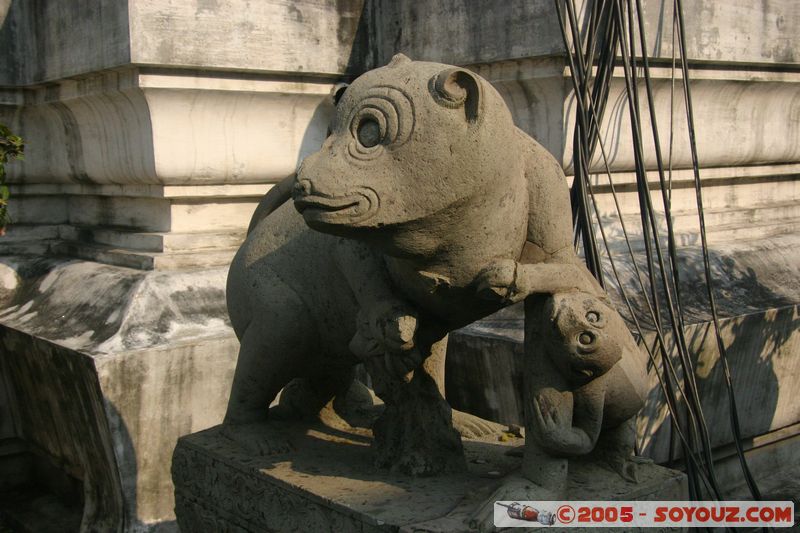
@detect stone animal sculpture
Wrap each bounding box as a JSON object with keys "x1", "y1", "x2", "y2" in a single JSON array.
[
  {"x1": 469, "y1": 291, "x2": 649, "y2": 532},
  {"x1": 524, "y1": 292, "x2": 649, "y2": 490},
  {"x1": 223, "y1": 54, "x2": 644, "y2": 481}
]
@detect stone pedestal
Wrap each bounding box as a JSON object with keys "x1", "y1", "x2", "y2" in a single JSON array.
[{"x1": 172, "y1": 423, "x2": 686, "y2": 532}]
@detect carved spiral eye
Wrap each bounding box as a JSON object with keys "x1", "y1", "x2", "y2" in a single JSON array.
[
  {"x1": 578, "y1": 331, "x2": 595, "y2": 345},
  {"x1": 357, "y1": 118, "x2": 382, "y2": 148},
  {"x1": 344, "y1": 86, "x2": 414, "y2": 162},
  {"x1": 586, "y1": 311, "x2": 600, "y2": 323}
]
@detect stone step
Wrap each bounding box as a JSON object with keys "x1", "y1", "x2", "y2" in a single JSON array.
[
  {"x1": 51, "y1": 241, "x2": 156, "y2": 270},
  {"x1": 706, "y1": 218, "x2": 800, "y2": 244},
  {"x1": 592, "y1": 178, "x2": 800, "y2": 218},
  {"x1": 49, "y1": 240, "x2": 240, "y2": 270},
  {"x1": 58, "y1": 225, "x2": 246, "y2": 253},
  {"x1": 0, "y1": 225, "x2": 61, "y2": 243},
  {"x1": 601, "y1": 217, "x2": 800, "y2": 252},
  {"x1": 162, "y1": 230, "x2": 246, "y2": 253},
  {"x1": 57, "y1": 225, "x2": 163, "y2": 252},
  {"x1": 614, "y1": 200, "x2": 800, "y2": 237},
  {"x1": 1, "y1": 224, "x2": 245, "y2": 270},
  {"x1": 152, "y1": 247, "x2": 239, "y2": 270},
  {"x1": 0, "y1": 240, "x2": 56, "y2": 257}
]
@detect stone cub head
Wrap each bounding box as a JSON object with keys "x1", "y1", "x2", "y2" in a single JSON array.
[
  {"x1": 293, "y1": 54, "x2": 517, "y2": 252},
  {"x1": 542, "y1": 292, "x2": 625, "y2": 386}
]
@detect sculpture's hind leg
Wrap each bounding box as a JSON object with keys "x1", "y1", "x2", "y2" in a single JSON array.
[
  {"x1": 271, "y1": 368, "x2": 356, "y2": 421},
  {"x1": 222, "y1": 276, "x2": 316, "y2": 455},
  {"x1": 591, "y1": 418, "x2": 651, "y2": 482}
]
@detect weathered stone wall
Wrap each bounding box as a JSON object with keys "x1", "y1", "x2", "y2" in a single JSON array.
[
  {"x1": 0, "y1": 0, "x2": 130, "y2": 86},
  {"x1": 0, "y1": 1, "x2": 364, "y2": 530},
  {"x1": 1, "y1": 0, "x2": 798, "y2": 529},
  {"x1": 366, "y1": 0, "x2": 800, "y2": 67}
]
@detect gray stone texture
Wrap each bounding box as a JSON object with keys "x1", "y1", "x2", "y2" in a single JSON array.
[
  {"x1": 0, "y1": 257, "x2": 237, "y2": 529},
  {"x1": 0, "y1": 0, "x2": 798, "y2": 530},
  {"x1": 223, "y1": 55, "x2": 627, "y2": 477},
  {"x1": 0, "y1": 0, "x2": 367, "y2": 86},
  {"x1": 172, "y1": 422, "x2": 686, "y2": 532},
  {"x1": 365, "y1": 0, "x2": 800, "y2": 68}
]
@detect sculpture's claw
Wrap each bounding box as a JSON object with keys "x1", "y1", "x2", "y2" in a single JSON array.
[
  {"x1": 620, "y1": 461, "x2": 639, "y2": 483},
  {"x1": 474, "y1": 258, "x2": 518, "y2": 303},
  {"x1": 605, "y1": 454, "x2": 651, "y2": 483},
  {"x1": 452, "y1": 410, "x2": 506, "y2": 439}
]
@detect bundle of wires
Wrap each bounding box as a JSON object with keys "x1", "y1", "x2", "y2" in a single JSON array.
[{"x1": 554, "y1": 0, "x2": 761, "y2": 501}]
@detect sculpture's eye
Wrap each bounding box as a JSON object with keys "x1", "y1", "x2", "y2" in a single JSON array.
[
  {"x1": 578, "y1": 331, "x2": 595, "y2": 346},
  {"x1": 357, "y1": 118, "x2": 382, "y2": 148}
]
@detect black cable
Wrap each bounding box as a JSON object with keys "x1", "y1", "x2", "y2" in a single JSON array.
[
  {"x1": 556, "y1": 0, "x2": 602, "y2": 282},
  {"x1": 618, "y1": 0, "x2": 722, "y2": 499},
  {"x1": 555, "y1": 0, "x2": 754, "y2": 502},
  {"x1": 584, "y1": 160, "x2": 721, "y2": 499},
  {"x1": 674, "y1": 0, "x2": 762, "y2": 501},
  {"x1": 612, "y1": 1, "x2": 715, "y2": 497},
  {"x1": 584, "y1": 89, "x2": 712, "y2": 475}
]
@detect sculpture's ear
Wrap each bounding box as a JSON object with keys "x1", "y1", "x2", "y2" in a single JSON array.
[
  {"x1": 331, "y1": 82, "x2": 349, "y2": 107},
  {"x1": 327, "y1": 83, "x2": 350, "y2": 136},
  {"x1": 387, "y1": 53, "x2": 412, "y2": 67},
  {"x1": 430, "y1": 68, "x2": 482, "y2": 124}
]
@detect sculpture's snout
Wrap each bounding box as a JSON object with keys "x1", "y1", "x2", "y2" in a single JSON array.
[{"x1": 294, "y1": 179, "x2": 314, "y2": 197}]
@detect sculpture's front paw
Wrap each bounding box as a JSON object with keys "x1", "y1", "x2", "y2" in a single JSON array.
[
  {"x1": 532, "y1": 395, "x2": 594, "y2": 455},
  {"x1": 532, "y1": 394, "x2": 568, "y2": 437},
  {"x1": 219, "y1": 422, "x2": 293, "y2": 456},
  {"x1": 475, "y1": 259, "x2": 519, "y2": 303}
]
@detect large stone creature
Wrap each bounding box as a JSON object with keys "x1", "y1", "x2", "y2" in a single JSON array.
[{"x1": 223, "y1": 54, "x2": 646, "y2": 482}]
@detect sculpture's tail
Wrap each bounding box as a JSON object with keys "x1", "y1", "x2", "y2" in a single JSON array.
[{"x1": 246, "y1": 173, "x2": 296, "y2": 235}]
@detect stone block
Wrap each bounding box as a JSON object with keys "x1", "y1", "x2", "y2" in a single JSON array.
[
  {"x1": 172, "y1": 423, "x2": 686, "y2": 532},
  {"x1": 0, "y1": 257, "x2": 240, "y2": 529},
  {"x1": 1, "y1": 0, "x2": 366, "y2": 86}
]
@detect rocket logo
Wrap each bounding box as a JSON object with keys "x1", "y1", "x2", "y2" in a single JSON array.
[{"x1": 497, "y1": 502, "x2": 556, "y2": 525}]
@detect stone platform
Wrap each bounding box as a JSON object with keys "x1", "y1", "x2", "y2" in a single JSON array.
[{"x1": 172, "y1": 422, "x2": 686, "y2": 532}]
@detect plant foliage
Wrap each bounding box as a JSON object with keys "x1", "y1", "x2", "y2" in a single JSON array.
[{"x1": 0, "y1": 124, "x2": 24, "y2": 234}]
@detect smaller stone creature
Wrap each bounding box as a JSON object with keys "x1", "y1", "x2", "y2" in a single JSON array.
[
  {"x1": 470, "y1": 291, "x2": 649, "y2": 531},
  {"x1": 522, "y1": 291, "x2": 649, "y2": 492}
]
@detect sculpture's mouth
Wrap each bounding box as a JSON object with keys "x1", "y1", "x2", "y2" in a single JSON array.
[{"x1": 294, "y1": 188, "x2": 378, "y2": 226}]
